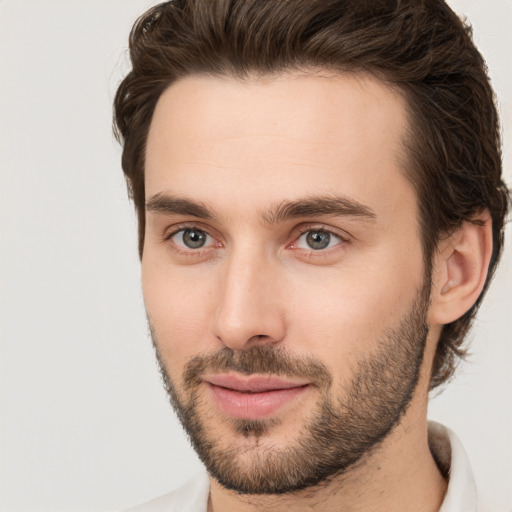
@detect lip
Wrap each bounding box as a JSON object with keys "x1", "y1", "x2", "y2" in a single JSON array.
[{"x1": 205, "y1": 374, "x2": 310, "y2": 420}]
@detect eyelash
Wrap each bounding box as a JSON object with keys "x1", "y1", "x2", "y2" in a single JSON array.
[
  {"x1": 162, "y1": 223, "x2": 350, "y2": 257},
  {"x1": 163, "y1": 224, "x2": 220, "y2": 256},
  {"x1": 293, "y1": 225, "x2": 349, "y2": 247}
]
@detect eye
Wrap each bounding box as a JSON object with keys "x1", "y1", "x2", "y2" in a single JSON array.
[
  {"x1": 170, "y1": 228, "x2": 213, "y2": 249},
  {"x1": 296, "y1": 229, "x2": 342, "y2": 250}
]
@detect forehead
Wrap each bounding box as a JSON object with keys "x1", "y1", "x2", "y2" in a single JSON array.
[{"x1": 145, "y1": 72, "x2": 414, "y2": 222}]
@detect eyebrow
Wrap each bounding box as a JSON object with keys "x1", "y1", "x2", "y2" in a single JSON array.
[
  {"x1": 263, "y1": 195, "x2": 376, "y2": 224},
  {"x1": 146, "y1": 194, "x2": 216, "y2": 220},
  {"x1": 145, "y1": 193, "x2": 376, "y2": 223}
]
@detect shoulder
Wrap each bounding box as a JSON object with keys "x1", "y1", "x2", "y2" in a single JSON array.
[{"x1": 123, "y1": 471, "x2": 210, "y2": 512}]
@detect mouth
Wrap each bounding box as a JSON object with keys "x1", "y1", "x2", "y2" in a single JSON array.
[{"x1": 204, "y1": 374, "x2": 311, "y2": 420}]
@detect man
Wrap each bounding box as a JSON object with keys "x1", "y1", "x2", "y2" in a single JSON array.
[{"x1": 114, "y1": 0, "x2": 509, "y2": 510}]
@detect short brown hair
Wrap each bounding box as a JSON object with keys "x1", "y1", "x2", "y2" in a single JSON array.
[{"x1": 113, "y1": 0, "x2": 509, "y2": 388}]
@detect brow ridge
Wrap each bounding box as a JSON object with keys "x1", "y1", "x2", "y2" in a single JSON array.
[
  {"x1": 146, "y1": 193, "x2": 376, "y2": 224},
  {"x1": 146, "y1": 193, "x2": 216, "y2": 219},
  {"x1": 263, "y1": 195, "x2": 377, "y2": 224}
]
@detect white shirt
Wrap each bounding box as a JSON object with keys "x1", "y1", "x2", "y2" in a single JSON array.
[{"x1": 125, "y1": 422, "x2": 480, "y2": 512}]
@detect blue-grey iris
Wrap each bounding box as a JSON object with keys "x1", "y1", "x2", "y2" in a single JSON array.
[
  {"x1": 306, "y1": 231, "x2": 331, "y2": 250},
  {"x1": 182, "y1": 229, "x2": 207, "y2": 248}
]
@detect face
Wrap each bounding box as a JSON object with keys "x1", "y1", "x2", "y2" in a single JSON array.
[{"x1": 143, "y1": 73, "x2": 431, "y2": 494}]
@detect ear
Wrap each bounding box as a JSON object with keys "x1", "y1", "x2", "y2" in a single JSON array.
[{"x1": 428, "y1": 210, "x2": 493, "y2": 326}]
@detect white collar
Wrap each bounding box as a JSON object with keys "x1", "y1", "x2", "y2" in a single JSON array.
[{"x1": 429, "y1": 421, "x2": 478, "y2": 511}]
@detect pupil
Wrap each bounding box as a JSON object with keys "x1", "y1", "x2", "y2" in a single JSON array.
[
  {"x1": 306, "y1": 231, "x2": 330, "y2": 250},
  {"x1": 183, "y1": 229, "x2": 206, "y2": 248}
]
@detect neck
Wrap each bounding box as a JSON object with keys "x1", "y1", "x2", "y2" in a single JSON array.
[{"x1": 208, "y1": 399, "x2": 447, "y2": 512}]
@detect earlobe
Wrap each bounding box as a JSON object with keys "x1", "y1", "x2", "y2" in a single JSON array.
[{"x1": 429, "y1": 211, "x2": 493, "y2": 326}]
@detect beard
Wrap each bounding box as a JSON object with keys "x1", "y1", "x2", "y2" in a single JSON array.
[{"x1": 150, "y1": 284, "x2": 430, "y2": 495}]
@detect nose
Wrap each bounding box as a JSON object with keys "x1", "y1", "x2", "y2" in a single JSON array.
[{"x1": 211, "y1": 248, "x2": 286, "y2": 350}]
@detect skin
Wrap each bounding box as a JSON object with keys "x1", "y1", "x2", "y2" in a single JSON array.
[{"x1": 142, "y1": 72, "x2": 492, "y2": 511}]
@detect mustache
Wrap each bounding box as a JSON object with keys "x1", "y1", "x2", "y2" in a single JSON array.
[{"x1": 182, "y1": 345, "x2": 332, "y2": 391}]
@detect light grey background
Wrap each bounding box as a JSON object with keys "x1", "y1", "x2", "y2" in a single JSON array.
[{"x1": 1, "y1": 1, "x2": 511, "y2": 510}]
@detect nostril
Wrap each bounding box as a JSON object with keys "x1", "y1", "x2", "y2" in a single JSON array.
[{"x1": 246, "y1": 334, "x2": 278, "y2": 345}]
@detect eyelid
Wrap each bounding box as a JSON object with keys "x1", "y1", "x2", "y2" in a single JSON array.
[
  {"x1": 296, "y1": 231, "x2": 341, "y2": 250},
  {"x1": 162, "y1": 222, "x2": 223, "y2": 254},
  {"x1": 163, "y1": 222, "x2": 217, "y2": 241},
  {"x1": 289, "y1": 223, "x2": 352, "y2": 245},
  {"x1": 160, "y1": 221, "x2": 350, "y2": 256}
]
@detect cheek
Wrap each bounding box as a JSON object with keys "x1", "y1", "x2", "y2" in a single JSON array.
[
  {"x1": 285, "y1": 252, "x2": 424, "y2": 364},
  {"x1": 142, "y1": 255, "x2": 218, "y2": 376}
]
